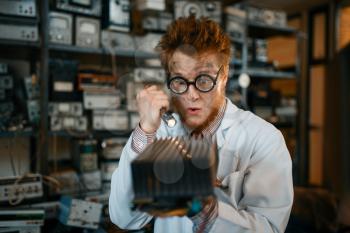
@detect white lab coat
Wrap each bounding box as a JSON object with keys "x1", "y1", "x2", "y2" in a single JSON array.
[{"x1": 109, "y1": 99, "x2": 293, "y2": 233}]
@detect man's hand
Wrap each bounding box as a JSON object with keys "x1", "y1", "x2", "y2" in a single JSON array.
[{"x1": 136, "y1": 85, "x2": 170, "y2": 134}]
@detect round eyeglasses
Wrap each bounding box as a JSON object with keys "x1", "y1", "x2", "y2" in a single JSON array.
[{"x1": 167, "y1": 66, "x2": 223, "y2": 94}]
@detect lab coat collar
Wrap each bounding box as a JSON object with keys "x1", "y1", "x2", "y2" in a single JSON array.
[{"x1": 216, "y1": 98, "x2": 240, "y2": 149}]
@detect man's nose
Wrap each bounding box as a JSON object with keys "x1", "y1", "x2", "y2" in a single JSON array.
[{"x1": 187, "y1": 84, "x2": 200, "y2": 101}]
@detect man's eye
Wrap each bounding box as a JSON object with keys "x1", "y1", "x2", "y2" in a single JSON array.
[
  {"x1": 197, "y1": 76, "x2": 212, "y2": 84},
  {"x1": 198, "y1": 79, "x2": 209, "y2": 84},
  {"x1": 173, "y1": 78, "x2": 186, "y2": 84}
]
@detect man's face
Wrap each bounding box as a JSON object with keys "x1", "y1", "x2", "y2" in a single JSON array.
[{"x1": 168, "y1": 51, "x2": 228, "y2": 131}]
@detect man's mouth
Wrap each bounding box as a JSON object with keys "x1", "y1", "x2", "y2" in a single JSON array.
[{"x1": 187, "y1": 107, "x2": 201, "y2": 115}]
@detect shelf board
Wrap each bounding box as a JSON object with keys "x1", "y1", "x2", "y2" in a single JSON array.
[
  {"x1": 116, "y1": 49, "x2": 158, "y2": 59},
  {"x1": 248, "y1": 70, "x2": 296, "y2": 79},
  {"x1": 0, "y1": 130, "x2": 35, "y2": 138},
  {"x1": 0, "y1": 15, "x2": 39, "y2": 25},
  {"x1": 234, "y1": 69, "x2": 296, "y2": 79},
  {"x1": 49, "y1": 130, "x2": 132, "y2": 138},
  {"x1": 0, "y1": 39, "x2": 40, "y2": 48},
  {"x1": 49, "y1": 44, "x2": 104, "y2": 54},
  {"x1": 247, "y1": 22, "x2": 297, "y2": 38},
  {"x1": 49, "y1": 44, "x2": 159, "y2": 59}
]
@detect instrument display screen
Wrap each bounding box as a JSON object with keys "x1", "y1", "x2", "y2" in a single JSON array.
[
  {"x1": 70, "y1": 0, "x2": 91, "y2": 7},
  {"x1": 51, "y1": 17, "x2": 68, "y2": 29},
  {"x1": 81, "y1": 22, "x2": 96, "y2": 33}
]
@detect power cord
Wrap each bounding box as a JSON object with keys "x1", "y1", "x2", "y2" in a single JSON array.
[{"x1": 7, "y1": 173, "x2": 61, "y2": 206}]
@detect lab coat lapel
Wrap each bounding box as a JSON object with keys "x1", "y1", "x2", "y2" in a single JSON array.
[
  {"x1": 216, "y1": 99, "x2": 239, "y2": 150},
  {"x1": 216, "y1": 100, "x2": 242, "y2": 180}
]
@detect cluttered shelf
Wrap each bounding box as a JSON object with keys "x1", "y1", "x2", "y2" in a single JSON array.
[
  {"x1": 247, "y1": 22, "x2": 297, "y2": 38},
  {"x1": 0, "y1": 15, "x2": 40, "y2": 49}
]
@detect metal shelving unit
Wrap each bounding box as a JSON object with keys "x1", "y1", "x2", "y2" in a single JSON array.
[
  {"x1": 33, "y1": 3, "x2": 158, "y2": 175},
  {"x1": 0, "y1": 10, "x2": 43, "y2": 174},
  {"x1": 234, "y1": 69, "x2": 297, "y2": 79},
  {"x1": 235, "y1": 7, "x2": 300, "y2": 100}
]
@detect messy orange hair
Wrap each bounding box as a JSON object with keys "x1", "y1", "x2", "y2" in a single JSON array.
[{"x1": 156, "y1": 15, "x2": 232, "y2": 72}]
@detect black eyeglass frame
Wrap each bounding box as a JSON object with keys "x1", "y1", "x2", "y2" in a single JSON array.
[{"x1": 167, "y1": 65, "x2": 223, "y2": 94}]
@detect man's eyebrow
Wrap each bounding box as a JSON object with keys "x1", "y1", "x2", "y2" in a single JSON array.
[
  {"x1": 169, "y1": 72, "x2": 183, "y2": 76},
  {"x1": 203, "y1": 63, "x2": 215, "y2": 69},
  {"x1": 196, "y1": 63, "x2": 217, "y2": 72},
  {"x1": 169, "y1": 67, "x2": 215, "y2": 76},
  {"x1": 168, "y1": 61, "x2": 216, "y2": 76}
]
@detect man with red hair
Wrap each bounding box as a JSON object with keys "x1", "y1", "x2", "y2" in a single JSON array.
[{"x1": 109, "y1": 16, "x2": 293, "y2": 233}]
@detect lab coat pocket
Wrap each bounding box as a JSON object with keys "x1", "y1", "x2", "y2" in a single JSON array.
[{"x1": 221, "y1": 171, "x2": 244, "y2": 209}]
